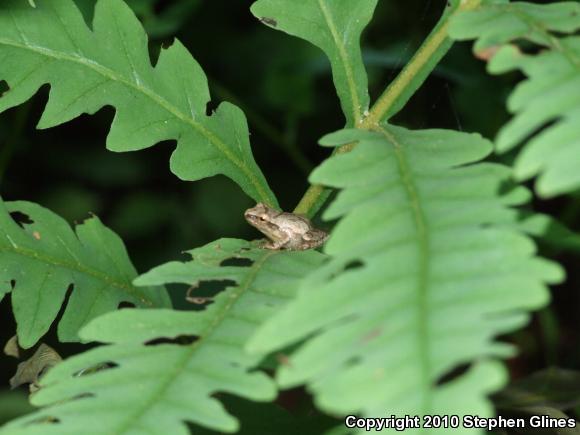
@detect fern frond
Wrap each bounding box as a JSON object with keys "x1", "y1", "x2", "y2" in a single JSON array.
[
  {"x1": 250, "y1": 0, "x2": 378, "y2": 126},
  {"x1": 0, "y1": 197, "x2": 169, "y2": 348},
  {"x1": 248, "y1": 127, "x2": 563, "y2": 421},
  {"x1": 449, "y1": 1, "x2": 580, "y2": 197},
  {"x1": 0, "y1": 0, "x2": 276, "y2": 205},
  {"x1": 0, "y1": 239, "x2": 325, "y2": 434}
]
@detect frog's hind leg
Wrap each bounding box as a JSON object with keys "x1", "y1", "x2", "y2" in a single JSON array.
[
  {"x1": 302, "y1": 229, "x2": 328, "y2": 249},
  {"x1": 263, "y1": 235, "x2": 290, "y2": 250}
]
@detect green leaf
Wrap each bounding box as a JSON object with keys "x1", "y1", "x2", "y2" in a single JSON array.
[
  {"x1": 248, "y1": 126, "x2": 563, "y2": 420},
  {"x1": 0, "y1": 239, "x2": 326, "y2": 434},
  {"x1": 250, "y1": 0, "x2": 377, "y2": 126},
  {"x1": 371, "y1": 0, "x2": 470, "y2": 122},
  {"x1": 449, "y1": 1, "x2": 580, "y2": 197},
  {"x1": 0, "y1": 0, "x2": 277, "y2": 205},
  {"x1": 0, "y1": 392, "x2": 33, "y2": 425},
  {"x1": 0, "y1": 197, "x2": 169, "y2": 348},
  {"x1": 518, "y1": 213, "x2": 580, "y2": 253}
]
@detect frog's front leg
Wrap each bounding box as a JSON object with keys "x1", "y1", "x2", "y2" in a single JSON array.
[{"x1": 263, "y1": 234, "x2": 290, "y2": 250}]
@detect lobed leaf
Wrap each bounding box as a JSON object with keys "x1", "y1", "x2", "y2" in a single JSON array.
[
  {"x1": 248, "y1": 126, "x2": 563, "y2": 427},
  {"x1": 0, "y1": 239, "x2": 326, "y2": 434},
  {"x1": 0, "y1": 0, "x2": 277, "y2": 205},
  {"x1": 251, "y1": 0, "x2": 377, "y2": 126},
  {"x1": 449, "y1": 1, "x2": 580, "y2": 197},
  {"x1": 0, "y1": 197, "x2": 169, "y2": 348}
]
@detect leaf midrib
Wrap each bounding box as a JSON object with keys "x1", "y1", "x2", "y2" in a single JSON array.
[
  {"x1": 376, "y1": 125, "x2": 432, "y2": 415},
  {"x1": 0, "y1": 236, "x2": 152, "y2": 305},
  {"x1": 110, "y1": 250, "x2": 276, "y2": 435},
  {"x1": 317, "y1": 0, "x2": 362, "y2": 124},
  {"x1": 0, "y1": 37, "x2": 272, "y2": 203},
  {"x1": 491, "y1": 4, "x2": 580, "y2": 69}
]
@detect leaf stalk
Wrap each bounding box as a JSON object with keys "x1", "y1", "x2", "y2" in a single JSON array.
[{"x1": 293, "y1": 0, "x2": 482, "y2": 217}]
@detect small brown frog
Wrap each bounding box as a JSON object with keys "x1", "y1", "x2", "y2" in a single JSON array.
[{"x1": 244, "y1": 203, "x2": 328, "y2": 250}]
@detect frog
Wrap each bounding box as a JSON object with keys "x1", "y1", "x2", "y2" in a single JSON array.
[{"x1": 244, "y1": 203, "x2": 328, "y2": 251}]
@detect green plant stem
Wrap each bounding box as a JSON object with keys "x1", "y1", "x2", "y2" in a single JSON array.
[{"x1": 293, "y1": 0, "x2": 482, "y2": 217}]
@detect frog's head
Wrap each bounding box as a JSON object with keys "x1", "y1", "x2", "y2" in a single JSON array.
[
  {"x1": 244, "y1": 203, "x2": 280, "y2": 237},
  {"x1": 244, "y1": 203, "x2": 275, "y2": 223}
]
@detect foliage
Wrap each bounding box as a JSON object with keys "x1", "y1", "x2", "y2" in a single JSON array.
[
  {"x1": 0, "y1": 239, "x2": 325, "y2": 434},
  {"x1": 450, "y1": 1, "x2": 580, "y2": 197},
  {"x1": 0, "y1": 391, "x2": 32, "y2": 425},
  {"x1": 0, "y1": 0, "x2": 579, "y2": 434},
  {"x1": 0, "y1": 0, "x2": 276, "y2": 205},
  {"x1": 248, "y1": 126, "x2": 563, "y2": 420},
  {"x1": 251, "y1": 0, "x2": 378, "y2": 126},
  {"x1": 0, "y1": 197, "x2": 169, "y2": 348}
]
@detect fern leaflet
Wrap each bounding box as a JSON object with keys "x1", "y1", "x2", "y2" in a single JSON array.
[
  {"x1": 0, "y1": 239, "x2": 325, "y2": 434},
  {"x1": 251, "y1": 0, "x2": 378, "y2": 126},
  {"x1": 0, "y1": 0, "x2": 276, "y2": 205},
  {"x1": 449, "y1": 1, "x2": 580, "y2": 197},
  {"x1": 0, "y1": 197, "x2": 169, "y2": 349},
  {"x1": 248, "y1": 126, "x2": 563, "y2": 422}
]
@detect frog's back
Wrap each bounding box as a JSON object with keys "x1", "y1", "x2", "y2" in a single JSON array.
[{"x1": 276, "y1": 212, "x2": 311, "y2": 233}]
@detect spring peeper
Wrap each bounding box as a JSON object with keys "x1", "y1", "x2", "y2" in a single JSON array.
[{"x1": 244, "y1": 203, "x2": 328, "y2": 250}]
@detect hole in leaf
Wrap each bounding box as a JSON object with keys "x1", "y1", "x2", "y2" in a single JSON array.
[
  {"x1": 9, "y1": 211, "x2": 34, "y2": 228},
  {"x1": 199, "y1": 279, "x2": 236, "y2": 296},
  {"x1": 118, "y1": 301, "x2": 136, "y2": 309},
  {"x1": 344, "y1": 260, "x2": 363, "y2": 271},
  {"x1": 0, "y1": 80, "x2": 8, "y2": 97},
  {"x1": 436, "y1": 363, "x2": 471, "y2": 387},
  {"x1": 512, "y1": 39, "x2": 542, "y2": 56},
  {"x1": 205, "y1": 100, "x2": 218, "y2": 116},
  {"x1": 219, "y1": 257, "x2": 254, "y2": 267},
  {"x1": 145, "y1": 335, "x2": 198, "y2": 346},
  {"x1": 74, "y1": 361, "x2": 118, "y2": 377},
  {"x1": 185, "y1": 279, "x2": 236, "y2": 310},
  {"x1": 51, "y1": 284, "x2": 75, "y2": 333},
  {"x1": 24, "y1": 416, "x2": 61, "y2": 427},
  {"x1": 259, "y1": 17, "x2": 278, "y2": 27},
  {"x1": 327, "y1": 259, "x2": 364, "y2": 281}
]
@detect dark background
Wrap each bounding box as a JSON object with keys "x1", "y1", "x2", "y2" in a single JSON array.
[{"x1": 1, "y1": 0, "x2": 578, "y2": 430}]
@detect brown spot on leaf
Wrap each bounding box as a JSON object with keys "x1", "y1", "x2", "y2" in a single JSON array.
[
  {"x1": 276, "y1": 353, "x2": 291, "y2": 367},
  {"x1": 362, "y1": 327, "x2": 382, "y2": 343},
  {"x1": 187, "y1": 296, "x2": 213, "y2": 305},
  {"x1": 259, "y1": 17, "x2": 278, "y2": 27},
  {"x1": 32, "y1": 231, "x2": 41, "y2": 240},
  {"x1": 475, "y1": 45, "x2": 500, "y2": 61}
]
